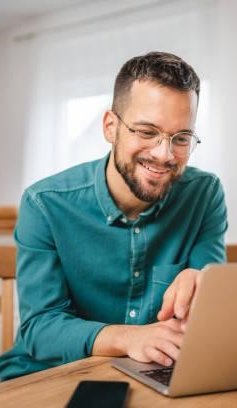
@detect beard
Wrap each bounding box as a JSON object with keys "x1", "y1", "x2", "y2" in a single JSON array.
[{"x1": 113, "y1": 141, "x2": 184, "y2": 203}]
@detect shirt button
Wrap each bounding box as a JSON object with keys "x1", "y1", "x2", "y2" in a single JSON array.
[
  {"x1": 134, "y1": 271, "x2": 140, "y2": 278},
  {"x1": 107, "y1": 215, "x2": 112, "y2": 222},
  {"x1": 129, "y1": 310, "x2": 136, "y2": 318},
  {"x1": 134, "y1": 227, "x2": 140, "y2": 234},
  {"x1": 121, "y1": 217, "x2": 127, "y2": 223}
]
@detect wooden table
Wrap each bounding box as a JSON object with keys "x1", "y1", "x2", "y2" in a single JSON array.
[{"x1": 0, "y1": 357, "x2": 236, "y2": 407}]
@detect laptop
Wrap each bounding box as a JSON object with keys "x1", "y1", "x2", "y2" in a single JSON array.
[{"x1": 112, "y1": 263, "x2": 237, "y2": 397}]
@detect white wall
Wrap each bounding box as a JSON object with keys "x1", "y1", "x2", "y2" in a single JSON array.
[
  {"x1": 0, "y1": 33, "x2": 35, "y2": 203},
  {"x1": 0, "y1": 0, "x2": 236, "y2": 242}
]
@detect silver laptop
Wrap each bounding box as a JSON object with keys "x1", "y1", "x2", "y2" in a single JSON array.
[{"x1": 112, "y1": 263, "x2": 237, "y2": 397}]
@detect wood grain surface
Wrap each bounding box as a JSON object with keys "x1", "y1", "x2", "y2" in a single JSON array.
[{"x1": 0, "y1": 357, "x2": 236, "y2": 408}]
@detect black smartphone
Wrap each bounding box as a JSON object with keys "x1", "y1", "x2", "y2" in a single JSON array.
[{"x1": 65, "y1": 380, "x2": 130, "y2": 408}]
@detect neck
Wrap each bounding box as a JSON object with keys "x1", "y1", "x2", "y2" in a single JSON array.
[{"x1": 106, "y1": 153, "x2": 151, "y2": 219}]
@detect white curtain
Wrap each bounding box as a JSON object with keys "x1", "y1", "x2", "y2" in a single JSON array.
[
  {"x1": 4, "y1": 0, "x2": 236, "y2": 241},
  {"x1": 19, "y1": 0, "x2": 218, "y2": 186}
]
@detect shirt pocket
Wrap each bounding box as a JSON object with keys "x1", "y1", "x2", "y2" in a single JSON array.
[{"x1": 148, "y1": 260, "x2": 187, "y2": 323}]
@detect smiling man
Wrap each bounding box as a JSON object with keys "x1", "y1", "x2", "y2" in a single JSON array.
[
  {"x1": 105, "y1": 80, "x2": 198, "y2": 215},
  {"x1": 0, "y1": 52, "x2": 227, "y2": 380}
]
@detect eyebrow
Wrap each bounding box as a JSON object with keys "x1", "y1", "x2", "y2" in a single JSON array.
[{"x1": 132, "y1": 120, "x2": 194, "y2": 134}]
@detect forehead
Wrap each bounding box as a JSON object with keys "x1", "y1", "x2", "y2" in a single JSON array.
[{"x1": 124, "y1": 80, "x2": 198, "y2": 131}]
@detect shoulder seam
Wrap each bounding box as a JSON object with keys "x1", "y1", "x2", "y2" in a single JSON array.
[
  {"x1": 27, "y1": 181, "x2": 95, "y2": 196},
  {"x1": 26, "y1": 188, "x2": 49, "y2": 219},
  {"x1": 178, "y1": 169, "x2": 218, "y2": 184}
]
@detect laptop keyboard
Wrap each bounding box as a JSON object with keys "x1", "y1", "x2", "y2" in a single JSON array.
[{"x1": 139, "y1": 367, "x2": 173, "y2": 386}]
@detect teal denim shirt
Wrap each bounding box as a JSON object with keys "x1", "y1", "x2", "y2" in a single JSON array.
[{"x1": 0, "y1": 155, "x2": 227, "y2": 380}]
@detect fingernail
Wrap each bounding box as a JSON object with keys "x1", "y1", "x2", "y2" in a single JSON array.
[
  {"x1": 181, "y1": 321, "x2": 187, "y2": 331},
  {"x1": 157, "y1": 311, "x2": 163, "y2": 321},
  {"x1": 165, "y1": 358, "x2": 173, "y2": 366},
  {"x1": 176, "y1": 306, "x2": 185, "y2": 319}
]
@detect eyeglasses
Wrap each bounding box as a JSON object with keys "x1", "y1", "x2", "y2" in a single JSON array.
[{"x1": 114, "y1": 111, "x2": 201, "y2": 158}]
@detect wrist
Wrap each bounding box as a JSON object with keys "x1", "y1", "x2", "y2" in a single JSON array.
[{"x1": 92, "y1": 324, "x2": 138, "y2": 357}]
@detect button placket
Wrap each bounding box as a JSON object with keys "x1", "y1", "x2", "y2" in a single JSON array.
[
  {"x1": 129, "y1": 310, "x2": 136, "y2": 318},
  {"x1": 125, "y1": 223, "x2": 146, "y2": 324}
]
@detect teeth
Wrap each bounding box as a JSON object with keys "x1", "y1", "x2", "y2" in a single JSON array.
[{"x1": 142, "y1": 163, "x2": 167, "y2": 174}]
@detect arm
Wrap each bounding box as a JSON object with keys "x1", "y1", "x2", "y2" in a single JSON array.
[
  {"x1": 92, "y1": 319, "x2": 184, "y2": 366},
  {"x1": 93, "y1": 176, "x2": 228, "y2": 361},
  {"x1": 158, "y1": 176, "x2": 228, "y2": 322},
  {"x1": 16, "y1": 190, "x2": 184, "y2": 368},
  {"x1": 16, "y1": 190, "x2": 107, "y2": 366}
]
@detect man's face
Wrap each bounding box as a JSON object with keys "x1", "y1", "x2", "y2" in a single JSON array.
[{"x1": 108, "y1": 80, "x2": 198, "y2": 203}]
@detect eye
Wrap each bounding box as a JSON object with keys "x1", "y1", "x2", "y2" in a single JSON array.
[
  {"x1": 172, "y1": 134, "x2": 191, "y2": 145},
  {"x1": 136, "y1": 129, "x2": 158, "y2": 139}
]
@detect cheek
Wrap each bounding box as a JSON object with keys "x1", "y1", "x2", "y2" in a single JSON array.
[
  {"x1": 116, "y1": 136, "x2": 143, "y2": 159},
  {"x1": 175, "y1": 157, "x2": 188, "y2": 174},
  {"x1": 177, "y1": 157, "x2": 187, "y2": 166}
]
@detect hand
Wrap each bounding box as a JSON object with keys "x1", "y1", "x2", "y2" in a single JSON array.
[
  {"x1": 157, "y1": 268, "x2": 203, "y2": 323},
  {"x1": 125, "y1": 319, "x2": 184, "y2": 366}
]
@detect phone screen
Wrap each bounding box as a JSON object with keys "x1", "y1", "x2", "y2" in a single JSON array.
[{"x1": 65, "y1": 380, "x2": 130, "y2": 408}]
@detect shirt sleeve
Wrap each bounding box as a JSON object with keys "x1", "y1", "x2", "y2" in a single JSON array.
[
  {"x1": 188, "y1": 176, "x2": 228, "y2": 269},
  {"x1": 15, "y1": 189, "x2": 107, "y2": 366}
]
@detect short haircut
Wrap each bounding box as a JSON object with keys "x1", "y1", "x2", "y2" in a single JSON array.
[{"x1": 112, "y1": 51, "x2": 200, "y2": 114}]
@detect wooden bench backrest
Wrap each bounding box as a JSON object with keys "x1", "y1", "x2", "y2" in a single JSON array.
[{"x1": 0, "y1": 206, "x2": 17, "y2": 352}]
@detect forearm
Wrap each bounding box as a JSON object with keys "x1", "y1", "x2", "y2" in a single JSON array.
[
  {"x1": 21, "y1": 313, "x2": 107, "y2": 364},
  {"x1": 92, "y1": 324, "x2": 138, "y2": 357},
  {"x1": 92, "y1": 319, "x2": 184, "y2": 366}
]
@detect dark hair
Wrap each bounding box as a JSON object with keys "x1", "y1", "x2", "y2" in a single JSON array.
[{"x1": 112, "y1": 51, "x2": 200, "y2": 113}]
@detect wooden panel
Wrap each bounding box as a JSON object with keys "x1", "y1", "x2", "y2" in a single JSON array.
[
  {"x1": 2, "y1": 278, "x2": 14, "y2": 352},
  {"x1": 0, "y1": 219, "x2": 17, "y2": 232},
  {"x1": 0, "y1": 206, "x2": 18, "y2": 234},
  {"x1": 0, "y1": 246, "x2": 16, "y2": 278},
  {"x1": 0, "y1": 206, "x2": 17, "y2": 220},
  {"x1": 0, "y1": 244, "x2": 16, "y2": 352},
  {"x1": 226, "y1": 245, "x2": 237, "y2": 262}
]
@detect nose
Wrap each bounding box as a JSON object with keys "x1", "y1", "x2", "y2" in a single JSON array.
[{"x1": 149, "y1": 138, "x2": 175, "y2": 162}]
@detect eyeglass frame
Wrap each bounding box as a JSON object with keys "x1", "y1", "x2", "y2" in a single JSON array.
[{"x1": 113, "y1": 111, "x2": 201, "y2": 157}]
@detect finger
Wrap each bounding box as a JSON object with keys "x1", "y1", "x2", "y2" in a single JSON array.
[
  {"x1": 173, "y1": 270, "x2": 197, "y2": 319},
  {"x1": 157, "y1": 284, "x2": 177, "y2": 321},
  {"x1": 155, "y1": 338, "x2": 181, "y2": 362},
  {"x1": 189, "y1": 272, "x2": 203, "y2": 315},
  {"x1": 155, "y1": 323, "x2": 184, "y2": 348},
  {"x1": 146, "y1": 334, "x2": 181, "y2": 364},
  {"x1": 181, "y1": 272, "x2": 203, "y2": 327},
  {"x1": 144, "y1": 346, "x2": 173, "y2": 367},
  {"x1": 180, "y1": 317, "x2": 188, "y2": 332},
  {"x1": 160, "y1": 318, "x2": 183, "y2": 333}
]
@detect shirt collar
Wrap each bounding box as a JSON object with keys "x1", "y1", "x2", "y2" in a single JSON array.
[
  {"x1": 95, "y1": 153, "x2": 171, "y2": 225},
  {"x1": 95, "y1": 154, "x2": 123, "y2": 225}
]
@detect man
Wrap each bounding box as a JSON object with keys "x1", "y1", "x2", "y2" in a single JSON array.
[{"x1": 0, "y1": 52, "x2": 227, "y2": 380}]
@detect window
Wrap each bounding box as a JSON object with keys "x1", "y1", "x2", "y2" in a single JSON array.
[{"x1": 63, "y1": 93, "x2": 112, "y2": 166}]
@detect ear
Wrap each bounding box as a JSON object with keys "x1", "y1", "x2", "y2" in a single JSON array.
[{"x1": 103, "y1": 110, "x2": 117, "y2": 144}]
